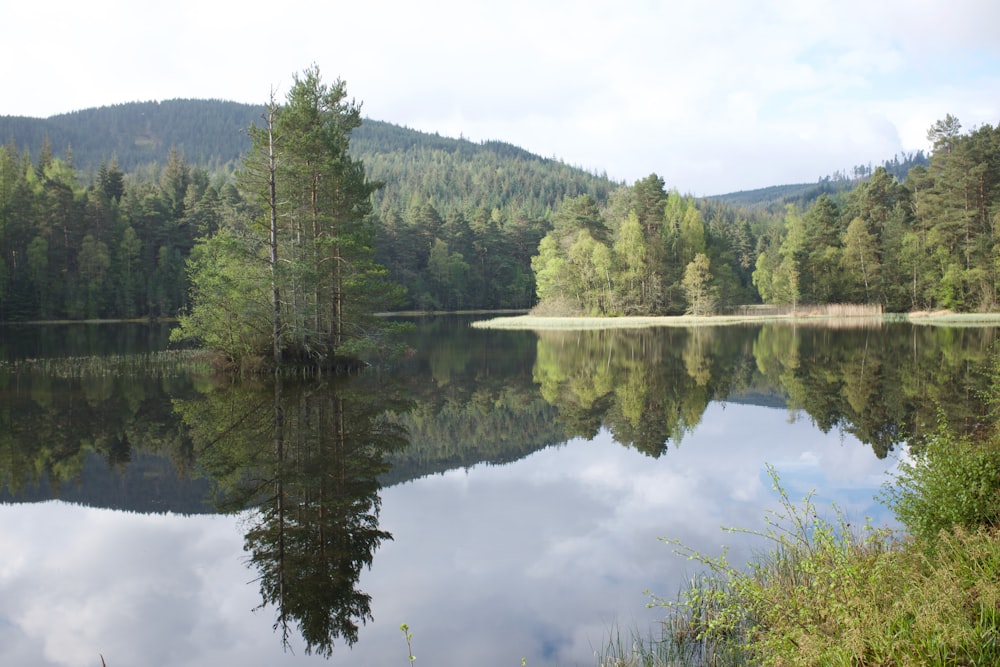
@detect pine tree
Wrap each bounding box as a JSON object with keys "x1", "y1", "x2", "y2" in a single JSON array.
[{"x1": 174, "y1": 67, "x2": 400, "y2": 368}]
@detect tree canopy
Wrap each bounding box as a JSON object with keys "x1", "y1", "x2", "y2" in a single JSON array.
[{"x1": 172, "y1": 67, "x2": 404, "y2": 369}]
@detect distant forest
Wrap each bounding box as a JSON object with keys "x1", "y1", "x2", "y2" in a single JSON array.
[{"x1": 1, "y1": 100, "x2": 992, "y2": 322}]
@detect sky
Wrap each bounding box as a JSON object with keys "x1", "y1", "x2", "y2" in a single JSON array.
[{"x1": 4, "y1": 0, "x2": 1000, "y2": 195}]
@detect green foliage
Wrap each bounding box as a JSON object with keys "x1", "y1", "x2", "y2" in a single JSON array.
[
  {"x1": 175, "y1": 67, "x2": 402, "y2": 368},
  {"x1": 3, "y1": 104, "x2": 999, "y2": 320},
  {"x1": 733, "y1": 118, "x2": 1000, "y2": 314},
  {"x1": 0, "y1": 100, "x2": 619, "y2": 320},
  {"x1": 0, "y1": 139, "x2": 226, "y2": 321},
  {"x1": 171, "y1": 231, "x2": 271, "y2": 364},
  {"x1": 531, "y1": 180, "x2": 751, "y2": 316},
  {"x1": 681, "y1": 253, "x2": 718, "y2": 316},
  {"x1": 531, "y1": 234, "x2": 572, "y2": 305},
  {"x1": 646, "y1": 466, "x2": 1000, "y2": 667},
  {"x1": 881, "y1": 417, "x2": 1000, "y2": 540},
  {"x1": 400, "y1": 623, "x2": 415, "y2": 663}
]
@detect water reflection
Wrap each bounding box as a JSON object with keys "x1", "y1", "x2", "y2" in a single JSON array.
[
  {"x1": 0, "y1": 362, "x2": 200, "y2": 508},
  {"x1": 175, "y1": 375, "x2": 411, "y2": 656},
  {"x1": 529, "y1": 323, "x2": 998, "y2": 458},
  {"x1": 0, "y1": 319, "x2": 998, "y2": 665}
]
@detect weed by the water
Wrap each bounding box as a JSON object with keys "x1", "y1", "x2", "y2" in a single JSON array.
[
  {"x1": 0, "y1": 349, "x2": 215, "y2": 378},
  {"x1": 400, "y1": 623, "x2": 415, "y2": 664},
  {"x1": 614, "y1": 462, "x2": 1000, "y2": 667}
]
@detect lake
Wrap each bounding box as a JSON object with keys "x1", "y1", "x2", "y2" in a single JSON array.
[{"x1": 0, "y1": 317, "x2": 995, "y2": 666}]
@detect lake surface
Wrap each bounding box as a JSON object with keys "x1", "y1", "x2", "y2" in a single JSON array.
[{"x1": 0, "y1": 317, "x2": 995, "y2": 666}]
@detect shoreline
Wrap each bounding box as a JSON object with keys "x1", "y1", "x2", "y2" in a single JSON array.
[{"x1": 471, "y1": 311, "x2": 1000, "y2": 330}]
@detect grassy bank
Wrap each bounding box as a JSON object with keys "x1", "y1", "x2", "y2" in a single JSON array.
[
  {"x1": 473, "y1": 310, "x2": 1000, "y2": 331},
  {"x1": 600, "y1": 421, "x2": 1000, "y2": 667}
]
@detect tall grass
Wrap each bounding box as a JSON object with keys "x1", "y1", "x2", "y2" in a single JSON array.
[
  {"x1": 0, "y1": 349, "x2": 216, "y2": 378},
  {"x1": 722, "y1": 303, "x2": 883, "y2": 318},
  {"x1": 603, "y1": 464, "x2": 1000, "y2": 666},
  {"x1": 473, "y1": 303, "x2": 887, "y2": 330}
]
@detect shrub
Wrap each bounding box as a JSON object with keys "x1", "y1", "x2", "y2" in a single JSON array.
[{"x1": 880, "y1": 417, "x2": 1000, "y2": 541}]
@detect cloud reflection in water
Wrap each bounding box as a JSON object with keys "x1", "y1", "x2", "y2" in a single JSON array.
[{"x1": 0, "y1": 402, "x2": 900, "y2": 667}]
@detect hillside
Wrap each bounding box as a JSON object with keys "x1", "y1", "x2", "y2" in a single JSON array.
[
  {"x1": 0, "y1": 98, "x2": 958, "y2": 322},
  {"x1": 0, "y1": 99, "x2": 262, "y2": 172},
  {"x1": 0, "y1": 100, "x2": 619, "y2": 215},
  {"x1": 354, "y1": 119, "x2": 620, "y2": 217},
  {"x1": 0, "y1": 99, "x2": 624, "y2": 318},
  {"x1": 707, "y1": 151, "x2": 928, "y2": 213},
  {"x1": 2, "y1": 99, "x2": 926, "y2": 215}
]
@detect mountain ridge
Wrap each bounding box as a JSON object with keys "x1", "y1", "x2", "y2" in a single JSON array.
[{"x1": 1, "y1": 98, "x2": 848, "y2": 205}]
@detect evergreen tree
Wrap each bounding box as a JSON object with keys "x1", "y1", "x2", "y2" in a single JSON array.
[{"x1": 174, "y1": 67, "x2": 401, "y2": 368}]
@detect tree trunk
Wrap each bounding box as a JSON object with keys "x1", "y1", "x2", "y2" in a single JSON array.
[{"x1": 266, "y1": 101, "x2": 282, "y2": 366}]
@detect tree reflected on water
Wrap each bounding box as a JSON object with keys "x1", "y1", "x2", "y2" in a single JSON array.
[
  {"x1": 531, "y1": 322, "x2": 998, "y2": 458},
  {"x1": 533, "y1": 326, "x2": 761, "y2": 457},
  {"x1": 174, "y1": 374, "x2": 410, "y2": 657},
  {"x1": 2, "y1": 319, "x2": 999, "y2": 658}
]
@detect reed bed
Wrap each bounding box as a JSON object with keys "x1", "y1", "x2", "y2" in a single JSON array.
[
  {"x1": 907, "y1": 309, "x2": 1000, "y2": 326},
  {"x1": 0, "y1": 349, "x2": 215, "y2": 378},
  {"x1": 722, "y1": 303, "x2": 884, "y2": 318},
  {"x1": 473, "y1": 304, "x2": 887, "y2": 331}
]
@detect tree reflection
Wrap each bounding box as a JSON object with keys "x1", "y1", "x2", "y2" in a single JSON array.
[
  {"x1": 752, "y1": 323, "x2": 997, "y2": 457},
  {"x1": 532, "y1": 327, "x2": 742, "y2": 456},
  {"x1": 531, "y1": 323, "x2": 998, "y2": 459},
  {"x1": 174, "y1": 374, "x2": 410, "y2": 657}
]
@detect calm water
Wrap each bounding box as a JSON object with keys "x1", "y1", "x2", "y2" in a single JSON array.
[{"x1": 0, "y1": 318, "x2": 995, "y2": 666}]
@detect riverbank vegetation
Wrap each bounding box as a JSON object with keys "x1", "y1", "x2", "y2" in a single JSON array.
[
  {"x1": 600, "y1": 387, "x2": 1000, "y2": 665},
  {"x1": 533, "y1": 116, "x2": 1000, "y2": 318}
]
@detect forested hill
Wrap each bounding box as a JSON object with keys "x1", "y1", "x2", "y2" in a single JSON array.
[
  {"x1": 0, "y1": 98, "x2": 623, "y2": 318},
  {"x1": 0, "y1": 99, "x2": 263, "y2": 172},
  {"x1": 707, "y1": 150, "x2": 929, "y2": 214},
  {"x1": 354, "y1": 119, "x2": 620, "y2": 217},
  {"x1": 0, "y1": 99, "x2": 620, "y2": 213},
  {"x1": 1, "y1": 98, "x2": 927, "y2": 215},
  {"x1": 1, "y1": 98, "x2": 975, "y2": 323}
]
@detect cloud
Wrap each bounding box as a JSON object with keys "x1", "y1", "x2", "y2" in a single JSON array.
[{"x1": 3, "y1": 0, "x2": 998, "y2": 194}]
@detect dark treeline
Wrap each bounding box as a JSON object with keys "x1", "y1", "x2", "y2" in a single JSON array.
[
  {"x1": 0, "y1": 101, "x2": 620, "y2": 320},
  {"x1": 0, "y1": 142, "x2": 232, "y2": 320},
  {"x1": 1, "y1": 101, "x2": 994, "y2": 321}
]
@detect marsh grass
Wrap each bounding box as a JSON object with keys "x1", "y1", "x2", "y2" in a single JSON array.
[
  {"x1": 907, "y1": 309, "x2": 1000, "y2": 326},
  {"x1": 473, "y1": 304, "x2": 1000, "y2": 331},
  {"x1": 603, "y1": 465, "x2": 1000, "y2": 666},
  {"x1": 473, "y1": 304, "x2": 888, "y2": 331},
  {"x1": 723, "y1": 303, "x2": 883, "y2": 318},
  {"x1": 0, "y1": 349, "x2": 217, "y2": 378}
]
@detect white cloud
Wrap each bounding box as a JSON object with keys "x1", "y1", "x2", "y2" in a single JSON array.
[{"x1": 3, "y1": 0, "x2": 998, "y2": 194}]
